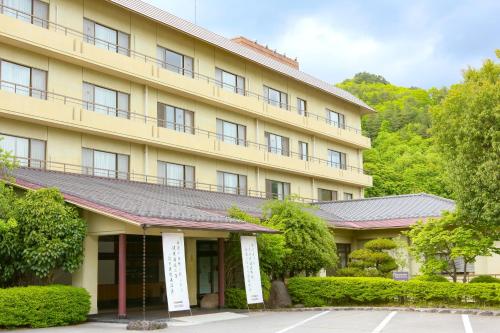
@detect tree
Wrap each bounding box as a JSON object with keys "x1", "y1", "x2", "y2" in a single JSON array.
[
  {"x1": 0, "y1": 137, "x2": 16, "y2": 179},
  {"x1": 340, "y1": 238, "x2": 398, "y2": 277},
  {"x1": 432, "y1": 53, "x2": 500, "y2": 237},
  {"x1": 262, "y1": 198, "x2": 337, "y2": 276},
  {"x1": 406, "y1": 212, "x2": 495, "y2": 282},
  {"x1": 0, "y1": 187, "x2": 87, "y2": 286}
]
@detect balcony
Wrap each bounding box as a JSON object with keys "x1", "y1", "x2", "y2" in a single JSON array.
[
  {"x1": 0, "y1": 5, "x2": 371, "y2": 149},
  {"x1": 0, "y1": 85, "x2": 372, "y2": 187}
]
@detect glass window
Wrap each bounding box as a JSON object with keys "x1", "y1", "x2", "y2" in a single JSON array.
[
  {"x1": 266, "y1": 132, "x2": 289, "y2": 156},
  {"x1": 216, "y1": 119, "x2": 246, "y2": 145},
  {"x1": 343, "y1": 192, "x2": 353, "y2": 200},
  {"x1": 263, "y1": 85, "x2": 288, "y2": 109},
  {"x1": 0, "y1": 134, "x2": 44, "y2": 168},
  {"x1": 327, "y1": 109, "x2": 346, "y2": 128},
  {"x1": 83, "y1": 18, "x2": 129, "y2": 55},
  {"x1": 337, "y1": 243, "x2": 351, "y2": 268},
  {"x1": 215, "y1": 68, "x2": 245, "y2": 95},
  {"x1": 0, "y1": 60, "x2": 46, "y2": 99},
  {"x1": 1, "y1": 0, "x2": 48, "y2": 27},
  {"x1": 157, "y1": 103, "x2": 194, "y2": 134},
  {"x1": 82, "y1": 82, "x2": 129, "y2": 118},
  {"x1": 297, "y1": 98, "x2": 307, "y2": 116},
  {"x1": 318, "y1": 188, "x2": 338, "y2": 201},
  {"x1": 217, "y1": 171, "x2": 247, "y2": 195},
  {"x1": 328, "y1": 149, "x2": 347, "y2": 169},
  {"x1": 157, "y1": 46, "x2": 194, "y2": 77},
  {"x1": 265, "y1": 179, "x2": 290, "y2": 200},
  {"x1": 82, "y1": 148, "x2": 129, "y2": 179},
  {"x1": 157, "y1": 161, "x2": 195, "y2": 188},
  {"x1": 299, "y1": 141, "x2": 308, "y2": 161}
]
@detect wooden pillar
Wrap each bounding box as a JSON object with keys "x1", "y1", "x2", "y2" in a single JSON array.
[
  {"x1": 118, "y1": 234, "x2": 127, "y2": 319},
  {"x1": 218, "y1": 238, "x2": 225, "y2": 308}
]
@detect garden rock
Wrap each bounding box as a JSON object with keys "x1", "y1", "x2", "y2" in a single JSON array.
[
  {"x1": 200, "y1": 293, "x2": 219, "y2": 309},
  {"x1": 127, "y1": 320, "x2": 167, "y2": 330},
  {"x1": 269, "y1": 280, "x2": 292, "y2": 308}
]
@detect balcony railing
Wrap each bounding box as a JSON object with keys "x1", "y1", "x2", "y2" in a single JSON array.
[
  {"x1": 0, "y1": 79, "x2": 368, "y2": 175},
  {"x1": 5, "y1": 156, "x2": 318, "y2": 203},
  {"x1": 0, "y1": 3, "x2": 364, "y2": 135}
]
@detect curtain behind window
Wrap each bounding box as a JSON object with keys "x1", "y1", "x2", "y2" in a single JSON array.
[
  {"x1": 31, "y1": 68, "x2": 47, "y2": 99},
  {"x1": 29, "y1": 139, "x2": 45, "y2": 168},
  {"x1": 1, "y1": 61, "x2": 31, "y2": 95},
  {"x1": 94, "y1": 86, "x2": 116, "y2": 116},
  {"x1": 95, "y1": 23, "x2": 117, "y2": 52},
  {"x1": 3, "y1": 0, "x2": 31, "y2": 23},
  {"x1": 93, "y1": 150, "x2": 116, "y2": 178},
  {"x1": 33, "y1": 0, "x2": 49, "y2": 28}
]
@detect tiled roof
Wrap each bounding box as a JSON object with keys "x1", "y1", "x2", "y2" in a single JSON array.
[
  {"x1": 317, "y1": 193, "x2": 455, "y2": 223},
  {"x1": 11, "y1": 169, "x2": 454, "y2": 231},
  {"x1": 107, "y1": 0, "x2": 374, "y2": 113}
]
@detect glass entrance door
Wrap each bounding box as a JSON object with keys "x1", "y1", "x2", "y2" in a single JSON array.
[{"x1": 196, "y1": 241, "x2": 218, "y2": 300}]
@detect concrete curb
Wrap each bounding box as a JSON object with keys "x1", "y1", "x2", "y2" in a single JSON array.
[{"x1": 259, "y1": 306, "x2": 500, "y2": 316}]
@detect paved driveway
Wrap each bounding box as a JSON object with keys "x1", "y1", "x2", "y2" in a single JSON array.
[{"x1": 10, "y1": 310, "x2": 500, "y2": 333}]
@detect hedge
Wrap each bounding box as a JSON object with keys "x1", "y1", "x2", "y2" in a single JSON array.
[
  {"x1": 0, "y1": 285, "x2": 90, "y2": 328},
  {"x1": 470, "y1": 275, "x2": 500, "y2": 284},
  {"x1": 288, "y1": 277, "x2": 500, "y2": 308}
]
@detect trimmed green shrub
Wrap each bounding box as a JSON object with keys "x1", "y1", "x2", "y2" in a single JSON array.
[
  {"x1": 288, "y1": 277, "x2": 500, "y2": 308},
  {"x1": 225, "y1": 288, "x2": 247, "y2": 309},
  {"x1": 470, "y1": 275, "x2": 500, "y2": 284},
  {"x1": 412, "y1": 275, "x2": 450, "y2": 283},
  {"x1": 0, "y1": 285, "x2": 90, "y2": 328}
]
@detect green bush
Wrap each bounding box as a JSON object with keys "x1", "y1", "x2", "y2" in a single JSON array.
[
  {"x1": 470, "y1": 275, "x2": 500, "y2": 284},
  {"x1": 288, "y1": 277, "x2": 500, "y2": 308},
  {"x1": 0, "y1": 285, "x2": 90, "y2": 328},
  {"x1": 412, "y1": 275, "x2": 450, "y2": 283},
  {"x1": 225, "y1": 288, "x2": 247, "y2": 309}
]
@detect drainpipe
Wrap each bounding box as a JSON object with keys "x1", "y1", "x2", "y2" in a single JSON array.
[{"x1": 118, "y1": 234, "x2": 127, "y2": 319}]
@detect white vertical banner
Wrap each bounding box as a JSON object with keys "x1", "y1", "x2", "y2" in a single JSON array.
[
  {"x1": 240, "y1": 236, "x2": 263, "y2": 304},
  {"x1": 162, "y1": 233, "x2": 190, "y2": 312}
]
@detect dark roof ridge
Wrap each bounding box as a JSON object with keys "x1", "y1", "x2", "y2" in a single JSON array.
[{"x1": 316, "y1": 192, "x2": 455, "y2": 205}]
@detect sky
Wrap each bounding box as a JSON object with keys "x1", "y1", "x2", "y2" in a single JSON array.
[{"x1": 144, "y1": 0, "x2": 499, "y2": 88}]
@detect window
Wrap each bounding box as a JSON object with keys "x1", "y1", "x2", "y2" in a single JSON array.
[
  {"x1": 298, "y1": 141, "x2": 308, "y2": 161},
  {"x1": 0, "y1": 59, "x2": 47, "y2": 99},
  {"x1": 157, "y1": 161, "x2": 195, "y2": 188},
  {"x1": 1, "y1": 0, "x2": 48, "y2": 28},
  {"x1": 215, "y1": 68, "x2": 245, "y2": 95},
  {"x1": 328, "y1": 149, "x2": 347, "y2": 169},
  {"x1": 265, "y1": 179, "x2": 290, "y2": 200},
  {"x1": 217, "y1": 171, "x2": 247, "y2": 195},
  {"x1": 157, "y1": 46, "x2": 193, "y2": 77},
  {"x1": 265, "y1": 132, "x2": 289, "y2": 156},
  {"x1": 343, "y1": 192, "x2": 353, "y2": 200},
  {"x1": 82, "y1": 82, "x2": 129, "y2": 118},
  {"x1": 0, "y1": 133, "x2": 45, "y2": 168},
  {"x1": 82, "y1": 148, "x2": 129, "y2": 179},
  {"x1": 337, "y1": 243, "x2": 351, "y2": 268},
  {"x1": 326, "y1": 109, "x2": 346, "y2": 128},
  {"x1": 297, "y1": 98, "x2": 307, "y2": 116},
  {"x1": 216, "y1": 119, "x2": 246, "y2": 145},
  {"x1": 263, "y1": 85, "x2": 288, "y2": 109},
  {"x1": 157, "y1": 103, "x2": 194, "y2": 134},
  {"x1": 83, "y1": 18, "x2": 129, "y2": 56},
  {"x1": 318, "y1": 188, "x2": 338, "y2": 201}
]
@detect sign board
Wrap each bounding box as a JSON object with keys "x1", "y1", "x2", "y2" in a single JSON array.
[
  {"x1": 161, "y1": 233, "x2": 190, "y2": 312},
  {"x1": 392, "y1": 271, "x2": 409, "y2": 281},
  {"x1": 240, "y1": 236, "x2": 263, "y2": 304}
]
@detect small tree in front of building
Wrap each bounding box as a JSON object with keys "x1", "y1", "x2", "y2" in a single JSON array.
[
  {"x1": 0, "y1": 187, "x2": 87, "y2": 287},
  {"x1": 338, "y1": 238, "x2": 398, "y2": 277}
]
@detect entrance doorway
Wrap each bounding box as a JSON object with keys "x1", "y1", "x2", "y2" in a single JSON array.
[{"x1": 196, "y1": 240, "x2": 218, "y2": 301}]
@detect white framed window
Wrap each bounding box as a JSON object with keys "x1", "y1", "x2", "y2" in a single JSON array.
[
  {"x1": 265, "y1": 179, "x2": 290, "y2": 200},
  {"x1": 217, "y1": 171, "x2": 247, "y2": 195},
  {"x1": 84, "y1": 18, "x2": 130, "y2": 56},
  {"x1": 298, "y1": 141, "x2": 308, "y2": 161},
  {"x1": 265, "y1": 132, "x2": 289, "y2": 156},
  {"x1": 326, "y1": 109, "x2": 346, "y2": 128},
  {"x1": 157, "y1": 46, "x2": 193, "y2": 77},
  {"x1": 1, "y1": 0, "x2": 49, "y2": 28},
  {"x1": 82, "y1": 82, "x2": 129, "y2": 118},
  {"x1": 343, "y1": 192, "x2": 353, "y2": 200},
  {"x1": 297, "y1": 98, "x2": 307, "y2": 116},
  {"x1": 0, "y1": 59, "x2": 47, "y2": 99},
  {"x1": 157, "y1": 103, "x2": 194, "y2": 134},
  {"x1": 157, "y1": 161, "x2": 195, "y2": 188},
  {"x1": 216, "y1": 119, "x2": 246, "y2": 145},
  {"x1": 215, "y1": 68, "x2": 245, "y2": 95},
  {"x1": 263, "y1": 85, "x2": 288, "y2": 109},
  {"x1": 328, "y1": 149, "x2": 347, "y2": 170},
  {"x1": 0, "y1": 133, "x2": 45, "y2": 168},
  {"x1": 82, "y1": 148, "x2": 129, "y2": 179},
  {"x1": 318, "y1": 188, "x2": 338, "y2": 201}
]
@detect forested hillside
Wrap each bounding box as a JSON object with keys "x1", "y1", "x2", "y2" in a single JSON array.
[{"x1": 337, "y1": 73, "x2": 452, "y2": 198}]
